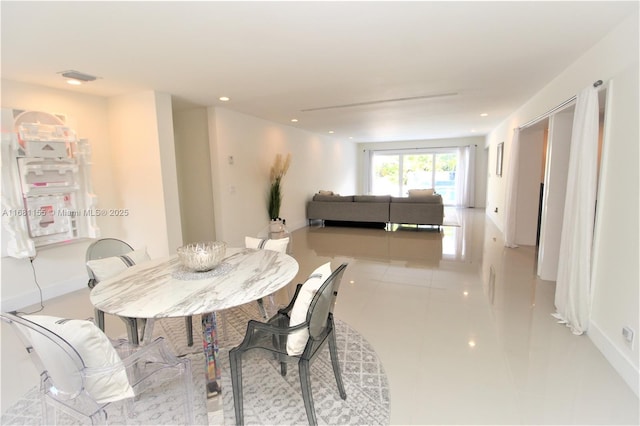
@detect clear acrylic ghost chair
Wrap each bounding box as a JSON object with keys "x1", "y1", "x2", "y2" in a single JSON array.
[
  {"x1": 0, "y1": 312, "x2": 195, "y2": 425},
  {"x1": 86, "y1": 238, "x2": 134, "y2": 289},
  {"x1": 86, "y1": 238, "x2": 194, "y2": 346},
  {"x1": 86, "y1": 238, "x2": 144, "y2": 342},
  {"x1": 246, "y1": 235, "x2": 291, "y2": 319},
  {"x1": 229, "y1": 263, "x2": 348, "y2": 426}
]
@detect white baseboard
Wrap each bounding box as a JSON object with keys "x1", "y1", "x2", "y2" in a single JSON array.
[
  {"x1": 1, "y1": 276, "x2": 87, "y2": 312},
  {"x1": 589, "y1": 320, "x2": 640, "y2": 397}
]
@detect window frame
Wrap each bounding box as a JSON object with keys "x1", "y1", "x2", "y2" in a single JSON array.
[{"x1": 369, "y1": 148, "x2": 458, "y2": 202}]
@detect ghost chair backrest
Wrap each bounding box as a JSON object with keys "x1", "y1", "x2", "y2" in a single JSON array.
[
  {"x1": 1, "y1": 312, "x2": 195, "y2": 425},
  {"x1": 0, "y1": 313, "x2": 133, "y2": 424},
  {"x1": 85, "y1": 238, "x2": 134, "y2": 288},
  {"x1": 306, "y1": 263, "x2": 347, "y2": 343}
]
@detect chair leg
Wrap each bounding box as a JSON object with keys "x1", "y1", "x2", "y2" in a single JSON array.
[
  {"x1": 277, "y1": 315, "x2": 288, "y2": 376},
  {"x1": 256, "y1": 298, "x2": 268, "y2": 319},
  {"x1": 185, "y1": 316, "x2": 193, "y2": 346},
  {"x1": 229, "y1": 348, "x2": 244, "y2": 426},
  {"x1": 94, "y1": 308, "x2": 105, "y2": 332},
  {"x1": 41, "y1": 395, "x2": 56, "y2": 425},
  {"x1": 328, "y1": 329, "x2": 347, "y2": 400},
  {"x1": 141, "y1": 319, "x2": 155, "y2": 343},
  {"x1": 180, "y1": 356, "x2": 195, "y2": 425},
  {"x1": 120, "y1": 317, "x2": 140, "y2": 345},
  {"x1": 299, "y1": 359, "x2": 318, "y2": 426}
]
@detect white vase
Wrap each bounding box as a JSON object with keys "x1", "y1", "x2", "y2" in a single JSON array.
[{"x1": 270, "y1": 219, "x2": 284, "y2": 233}]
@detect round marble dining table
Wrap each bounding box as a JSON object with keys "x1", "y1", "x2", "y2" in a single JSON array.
[{"x1": 90, "y1": 247, "x2": 299, "y2": 395}]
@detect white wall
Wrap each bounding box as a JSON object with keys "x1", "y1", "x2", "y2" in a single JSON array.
[
  {"x1": 1, "y1": 80, "x2": 118, "y2": 310},
  {"x1": 357, "y1": 136, "x2": 487, "y2": 207},
  {"x1": 0, "y1": 82, "x2": 182, "y2": 310},
  {"x1": 154, "y1": 92, "x2": 183, "y2": 252},
  {"x1": 486, "y1": 13, "x2": 639, "y2": 395},
  {"x1": 107, "y1": 91, "x2": 181, "y2": 258},
  {"x1": 173, "y1": 107, "x2": 216, "y2": 244},
  {"x1": 537, "y1": 112, "x2": 573, "y2": 280},
  {"x1": 208, "y1": 107, "x2": 357, "y2": 247},
  {"x1": 589, "y1": 60, "x2": 639, "y2": 396},
  {"x1": 514, "y1": 128, "x2": 544, "y2": 245}
]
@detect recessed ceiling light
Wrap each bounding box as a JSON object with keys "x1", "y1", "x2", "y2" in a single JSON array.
[
  {"x1": 480, "y1": 113, "x2": 488, "y2": 117},
  {"x1": 291, "y1": 118, "x2": 298, "y2": 122},
  {"x1": 471, "y1": 129, "x2": 477, "y2": 132},
  {"x1": 219, "y1": 96, "x2": 230, "y2": 102},
  {"x1": 328, "y1": 130, "x2": 334, "y2": 134}
]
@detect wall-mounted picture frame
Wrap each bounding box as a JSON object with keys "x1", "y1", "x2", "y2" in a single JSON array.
[{"x1": 496, "y1": 142, "x2": 504, "y2": 177}]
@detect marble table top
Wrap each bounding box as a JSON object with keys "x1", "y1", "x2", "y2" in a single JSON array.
[{"x1": 90, "y1": 247, "x2": 299, "y2": 319}]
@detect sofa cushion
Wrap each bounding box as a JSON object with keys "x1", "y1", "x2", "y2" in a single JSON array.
[
  {"x1": 391, "y1": 195, "x2": 442, "y2": 204},
  {"x1": 353, "y1": 195, "x2": 391, "y2": 203},
  {"x1": 312, "y1": 194, "x2": 354, "y2": 202},
  {"x1": 408, "y1": 188, "x2": 435, "y2": 197},
  {"x1": 318, "y1": 190, "x2": 335, "y2": 196}
]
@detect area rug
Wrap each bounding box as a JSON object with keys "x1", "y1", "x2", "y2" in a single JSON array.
[
  {"x1": 0, "y1": 353, "x2": 208, "y2": 425},
  {"x1": 159, "y1": 302, "x2": 391, "y2": 425},
  {"x1": 2, "y1": 303, "x2": 390, "y2": 426}
]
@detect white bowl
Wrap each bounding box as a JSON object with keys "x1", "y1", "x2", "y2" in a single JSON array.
[{"x1": 177, "y1": 241, "x2": 227, "y2": 272}]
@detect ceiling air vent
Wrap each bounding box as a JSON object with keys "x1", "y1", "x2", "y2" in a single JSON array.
[{"x1": 58, "y1": 70, "x2": 98, "y2": 82}]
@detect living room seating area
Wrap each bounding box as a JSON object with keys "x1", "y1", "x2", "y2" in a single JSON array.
[{"x1": 306, "y1": 190, "x2": 444, "y2": 228}]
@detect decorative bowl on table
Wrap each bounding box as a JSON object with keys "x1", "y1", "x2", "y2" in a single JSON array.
[{"x1": 177, "y1": 241, "x2": 227, "y2": 272}]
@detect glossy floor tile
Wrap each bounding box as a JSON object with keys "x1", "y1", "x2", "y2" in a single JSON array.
[
  {"x1": 2, "y1": 208, "x2": 638, "y2": 424},
  {"x1": 290, "y1": 209, "x2": 638, "y2": 425}
]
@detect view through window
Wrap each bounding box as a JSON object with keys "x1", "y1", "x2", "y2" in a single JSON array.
[{"x1": 371, "y1": 150, "x2": 458, "y2": 204}]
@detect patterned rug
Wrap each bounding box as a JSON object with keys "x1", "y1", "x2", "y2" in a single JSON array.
[
  {"x1": 1, "y1": 302, "x2": 390, "y2": 425},
  {"x1": 160, "y1": 302, "x2": 391, "y2": 425}
]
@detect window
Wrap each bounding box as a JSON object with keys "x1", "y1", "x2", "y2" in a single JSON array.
[{"x1": 370, "y1": 149, "x2": 458, "y2": 204}]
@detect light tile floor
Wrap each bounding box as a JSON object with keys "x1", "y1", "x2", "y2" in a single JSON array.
[{"x1": 2, "y1": 208, "x2": 638, "y2": 424}]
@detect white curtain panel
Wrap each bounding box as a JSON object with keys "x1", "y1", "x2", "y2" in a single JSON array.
[
  {"x1": 503, "y1": 129, "x2": 520, "y2": 248},
  {"x1": 552, "y1": 85, "x2": 599, "y2": 335},
  {"x1": 455, "y1": 145, "x2": 476, "y2": 207},
  {"x1": 467, "y1": 145, "x2": 476, "y2": 207},
  {"x1": 455, "y1": 147, "x2": 466, "y2": 206}
]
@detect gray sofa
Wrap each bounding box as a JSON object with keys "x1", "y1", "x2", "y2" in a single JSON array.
[{"x1": 306, "y1": 194, "x2": 444, "y2": 227}]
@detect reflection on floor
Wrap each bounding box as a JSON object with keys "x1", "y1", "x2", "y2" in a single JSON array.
[
  {"x1": 2, "y1": 208, "x2": 638, "y2": 425},
  {"x1": 287, "y1": 208, "x2": 638, "y2": 425}
]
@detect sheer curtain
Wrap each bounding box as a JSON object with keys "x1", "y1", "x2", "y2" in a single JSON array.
[
  {"x1": 455, "y1": 145, "x2": 476, "y2": 207},
  {"x1": 503, "y1": 129, "x2": 520, "y2": 248},
  {"x1": 552, "y1": 85, "x2": 599, "y2": 335}
]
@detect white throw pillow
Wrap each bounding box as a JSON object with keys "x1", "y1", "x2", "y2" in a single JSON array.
[
  {"x1": 408, "y1": 188, "x2": 434, "y2": 197},
  {"x1": 86, "y1": 248, "x2": 150, "y2": 283},
  {"x1": 244, "y1": 236, "x2": 289, "y2": 254},
  {"x1": 318, "y1": 190, "x2": 334, "y2": 196},
  {"x1": 286, "y1": 262, "x2": 332, "y2": 355},
  {"x1": 24, "y1": 315, "x2": 135, "y2": 404}
]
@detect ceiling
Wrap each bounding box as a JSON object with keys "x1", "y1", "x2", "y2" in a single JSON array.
[{"x1": 1, "y1": 1, "x2": 636, "y2": 143}]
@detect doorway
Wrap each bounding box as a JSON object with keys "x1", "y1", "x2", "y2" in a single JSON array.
[{"x1": 515, "y1": 89, "x2": 607, "y2": 281}]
